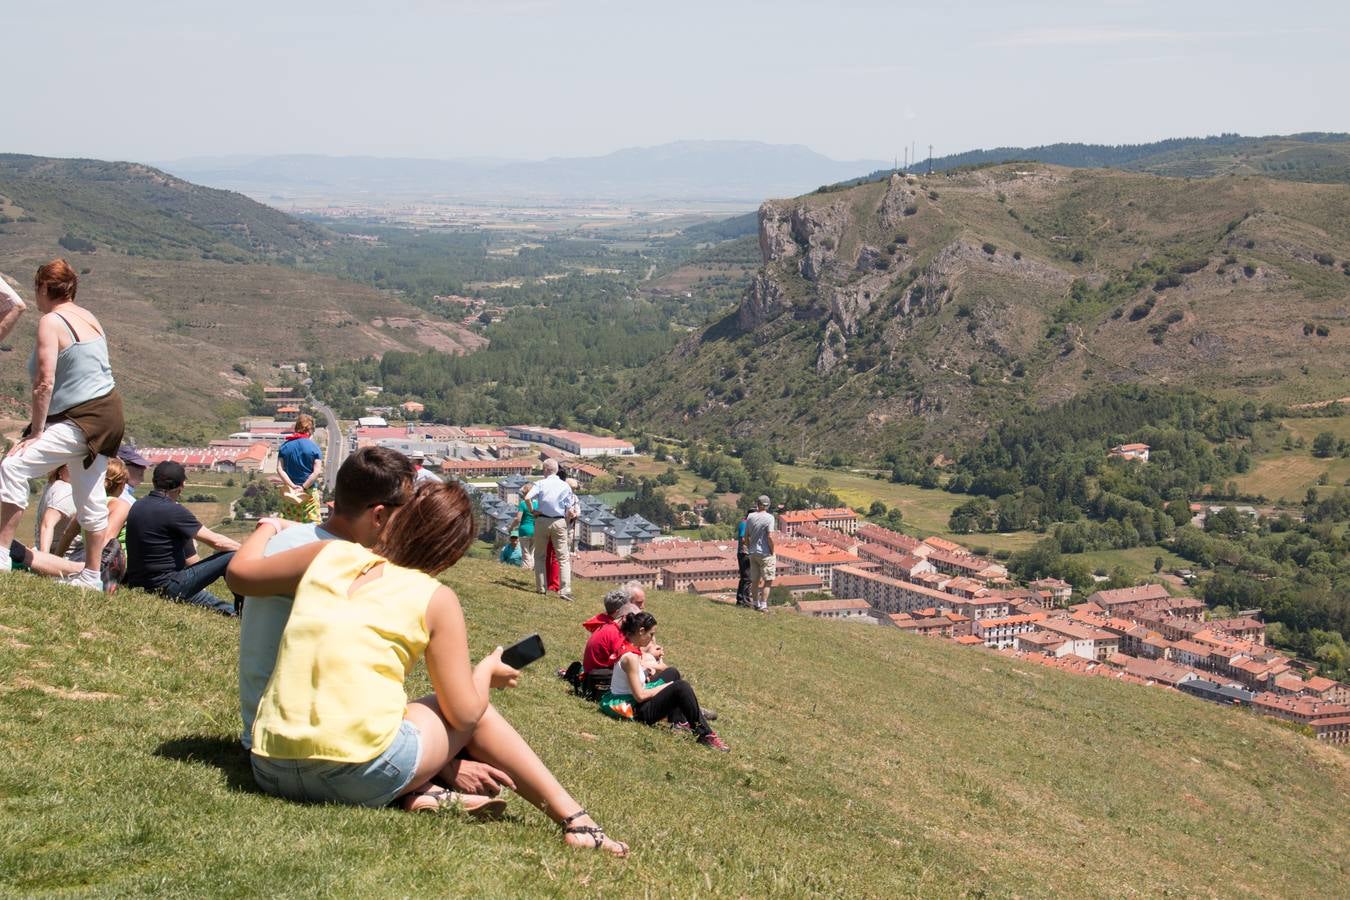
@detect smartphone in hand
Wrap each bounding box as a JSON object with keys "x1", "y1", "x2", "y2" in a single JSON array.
[{"x1": 501, "y1": 633, "x2": 546, "y2": 669}]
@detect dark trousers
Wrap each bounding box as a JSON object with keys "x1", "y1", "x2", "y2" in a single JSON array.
[
  {"x1": 159, "y1": 551, "x2": 239, "y2": 616},
  {"x1": 634, "y1": 678, "x2": 710, "y2": 738},
  {"x1": 735, "y1": 552, "x2": 753, "y2": 607}
]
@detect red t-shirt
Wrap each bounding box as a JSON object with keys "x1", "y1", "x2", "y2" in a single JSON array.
[{"x1": 582, "y1": 614, "x2": 625, "y2": 674}]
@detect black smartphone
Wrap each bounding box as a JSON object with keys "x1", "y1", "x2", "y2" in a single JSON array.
[{"x1": 501, "y1": 633, "x2": 546, "y2": 669}]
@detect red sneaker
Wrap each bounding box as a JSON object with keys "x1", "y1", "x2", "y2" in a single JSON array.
[{"x1": 698, "y1": 731, "x2": 730, "y2": 752}]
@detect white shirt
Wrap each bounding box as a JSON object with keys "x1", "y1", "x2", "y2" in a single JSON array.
[
  {"x1": 610, "y1": 651, "x2": 651, "y2": 697},
  {"x1": 35, "y1": 480, "x2": 76, "y2": 547},
  {"x1": 529, "y1": 474, "x2": 577, "y2": 518}
]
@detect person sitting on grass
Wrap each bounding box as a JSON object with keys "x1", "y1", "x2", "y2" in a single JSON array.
[
  {"x1": 225, "y1": 479, "x2": 628, "y2": 856},
  {"x1": 236, "y1": 447, "x2": 513, "y2": 801},
  {"x1": 123, "y1": 461, "x2": 242, "y2": 615},
  {"x1": 9, "y1": 458, "x2": 131, "y2": 591},
  {"x1": 498, "y1": 531, "x2": 523, "y2": 567},
  {"x1": 600, "y1": 611, "x2": 728, "y2": 752},
  {"x1": 33, "y1": 466, "x2": 75, "y2": 554}
]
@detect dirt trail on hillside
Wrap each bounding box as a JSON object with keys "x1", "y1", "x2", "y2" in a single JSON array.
[{"x1": 1290, "y1": 396, "x2": 1350, "y2": 410}]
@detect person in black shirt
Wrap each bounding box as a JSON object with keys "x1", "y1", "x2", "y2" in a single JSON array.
[{"x1": 124, "y1": 462, "x2": 241, "y2": 615}]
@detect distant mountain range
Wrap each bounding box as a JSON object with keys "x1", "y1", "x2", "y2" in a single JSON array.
[{"x1": 159, "y1": 141, "x2": 891, "y2": 204}]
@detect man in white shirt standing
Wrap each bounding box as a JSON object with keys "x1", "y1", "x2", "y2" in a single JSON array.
[
  {"x1": 743, "y1": 494, "x2": 777, "y2": 613},
  {"x1": 524, "y1": 458, "x2": 579, "y2": 601}
]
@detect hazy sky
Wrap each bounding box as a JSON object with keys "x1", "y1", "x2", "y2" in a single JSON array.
[{"x1": 4, "y1": 0, "x2": 1345, "y2": 164}]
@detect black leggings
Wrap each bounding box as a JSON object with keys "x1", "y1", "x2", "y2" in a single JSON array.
[{"x1": 634, "y1": 678, "x2": 710, "y2": 738}]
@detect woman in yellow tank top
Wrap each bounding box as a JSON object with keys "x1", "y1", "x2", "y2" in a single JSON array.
[{"x1": 226, "y1": 480, "x2": 627, "y2": 857}]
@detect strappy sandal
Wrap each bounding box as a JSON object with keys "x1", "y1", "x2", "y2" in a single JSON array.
[
  {"x1": 560, "y1": 808, "x2": 628, "y2": 857},
  {"x1": 403, "y1": 788, "x2": 507, "y2": 819}
]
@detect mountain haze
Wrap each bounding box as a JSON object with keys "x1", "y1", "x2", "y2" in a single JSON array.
[{"x1": 162, "y1": 141, "x2": 891, "y2": 203}]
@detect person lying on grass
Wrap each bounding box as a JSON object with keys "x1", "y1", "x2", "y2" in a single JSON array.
[
  {"x1": 225, "y1": 479, "x2": 628, "y2": 856},
  {"x1": 600, "y1": 611, "x2": 729, "y2": 752}
]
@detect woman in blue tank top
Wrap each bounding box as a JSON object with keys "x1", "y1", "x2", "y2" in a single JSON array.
[{"x1": 0, "y1": 259, "x2": 123, "y2": 591}]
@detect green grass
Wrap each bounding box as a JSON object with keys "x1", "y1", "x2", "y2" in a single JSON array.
[
  {"x1": 1069, "y1": 547, "x2": 1194, "y2": 588},
  {"x1": 776, "y1": 464, "x2": 962, "y2": 533},
  {"x1": 3, "y1": 556, "x2": 1348, "y2": 896},
  {"x1": 1235, "y1": 418, "x2": 1350, "y2": 502},
  {"x1": 775, "y1": 464, "x2": 1043, "y2": 553}
]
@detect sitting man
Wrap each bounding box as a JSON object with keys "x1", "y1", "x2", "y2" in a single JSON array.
[
  {"x1": 123, "y1": 461, "x2": 242, "y2": 615},
  {"x1": 498, "y1": 530, "x2": 523, "y2": 566},
  {"x1": 237, "y1": 446, "x2": 514, "y2": 797},
  {"x1": 581, "y1": 586, "x2": 642, "y2": 677},
  {"x1": 578, "y1": 580, "x2": 713, "y2": 717}
]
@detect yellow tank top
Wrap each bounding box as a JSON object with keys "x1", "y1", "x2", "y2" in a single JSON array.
[{"x1": 251, "y1": 541, "x2": 439, "y2": 762}]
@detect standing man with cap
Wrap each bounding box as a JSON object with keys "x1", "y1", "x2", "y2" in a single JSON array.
[
  {"x1": 123, "y1": 461, "x2": 242, "y2": 615},
  {"x1": 525, "y1": 458, "x2": 579, "y2": 601},
  {"x1": 743, "y1": 495, "x2": 777, "y2": 613}
]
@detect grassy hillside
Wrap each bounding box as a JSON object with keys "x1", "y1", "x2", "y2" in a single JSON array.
[
  {"x1": 628, "y1": 165, "x2": 1350, "y2": 458},
  {"x1": 0, "y1": 157, "x2": 483, "y2": 443},
  {"x1": 2, "y1": 556, "x2": 1347, "y2": 896}
]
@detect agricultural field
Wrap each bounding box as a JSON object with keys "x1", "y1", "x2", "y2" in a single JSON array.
[
  {"x1": 1234, "y1": 416, "x2": 1350, "y2": 502},
  {"x1": 613, "y1": 455, "x2": 716, "y2": 506}
]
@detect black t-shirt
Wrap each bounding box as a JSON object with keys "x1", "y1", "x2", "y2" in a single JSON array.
[{"x1": 124, "y1": 490, "x2": 203, "y2": 590}]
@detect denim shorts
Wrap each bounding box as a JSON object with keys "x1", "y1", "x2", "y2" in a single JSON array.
[{"x1": 250, "y1": 720, "x2": 422, "y2": 808}]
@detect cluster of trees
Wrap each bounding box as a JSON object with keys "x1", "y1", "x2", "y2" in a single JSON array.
[
  {"x1": 1167, "y1": 490, "x2": 1350, "y2": 678},
  {"x1": 1006, "y1": 537, "x2": 1136, "y2": 595},
  {"x1": 234, "y1": 480, "x2": 282, "y2": 518},
  {"x1": 312, "y1": 273, "x2": 680, "y2": 428},
  {"x1": 943, "y1": 387, "x2": 1267, "y2": 542},
  {"x1": 684, "y1": 441, "x2": 842, "y2": 514}
]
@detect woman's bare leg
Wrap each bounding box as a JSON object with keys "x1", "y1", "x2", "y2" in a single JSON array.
[
  {"x1": 9, "y1": 541, "x2": 83, "y2": 578},
  {"x1": 403, "y1": 696, "x2": 474, "y2": 795},
  {"x1": 465, "y1": 704, "x2": 627, "y2": 855}
]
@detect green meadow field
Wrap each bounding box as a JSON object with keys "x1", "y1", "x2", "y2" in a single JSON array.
[{"x1": 2, "y1": 555, "x2": 1347, "y2": 897}]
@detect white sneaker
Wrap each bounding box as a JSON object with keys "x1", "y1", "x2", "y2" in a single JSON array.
[{"x1": 60, "y1": 568, "x2": 103, "y2": 592}]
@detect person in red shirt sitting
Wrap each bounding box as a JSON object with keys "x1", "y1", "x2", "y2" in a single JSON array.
[{"x1": 581, "y1": 588, "x2": 641, "y2": 675}]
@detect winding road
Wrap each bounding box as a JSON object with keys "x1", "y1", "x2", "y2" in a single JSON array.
[{"x1": 310, "y1": 398, "x2": 346, "y2": 491}]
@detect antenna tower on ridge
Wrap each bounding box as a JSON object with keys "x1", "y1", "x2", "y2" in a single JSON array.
[{"x1": 927, "y1": 144, "x2": 933, "y2": 176}]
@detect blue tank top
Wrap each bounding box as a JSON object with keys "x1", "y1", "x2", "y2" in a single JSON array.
[{"x1": 28, "y1": 312, "x2": 116, "y2": 415}]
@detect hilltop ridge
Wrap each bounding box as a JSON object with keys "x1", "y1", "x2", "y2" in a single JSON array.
[{"x1": 627, "y1": 164, "x2": 1350, "y2": 456}]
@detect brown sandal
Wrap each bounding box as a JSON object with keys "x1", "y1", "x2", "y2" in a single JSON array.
[{"x1": 561, "y1": 809, "x2": 628, "y2": 856}]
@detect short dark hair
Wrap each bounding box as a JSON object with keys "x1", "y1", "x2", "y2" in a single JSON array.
[
  {"x1": 333, "y1": 447, "x2": 415, "y2": 517},
  {"x1": 152, "y1": 461, "x2": 186, "y2": 491},
  {"x1": 619, "y1": 610, "x2": 657, "y2": 637}
]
